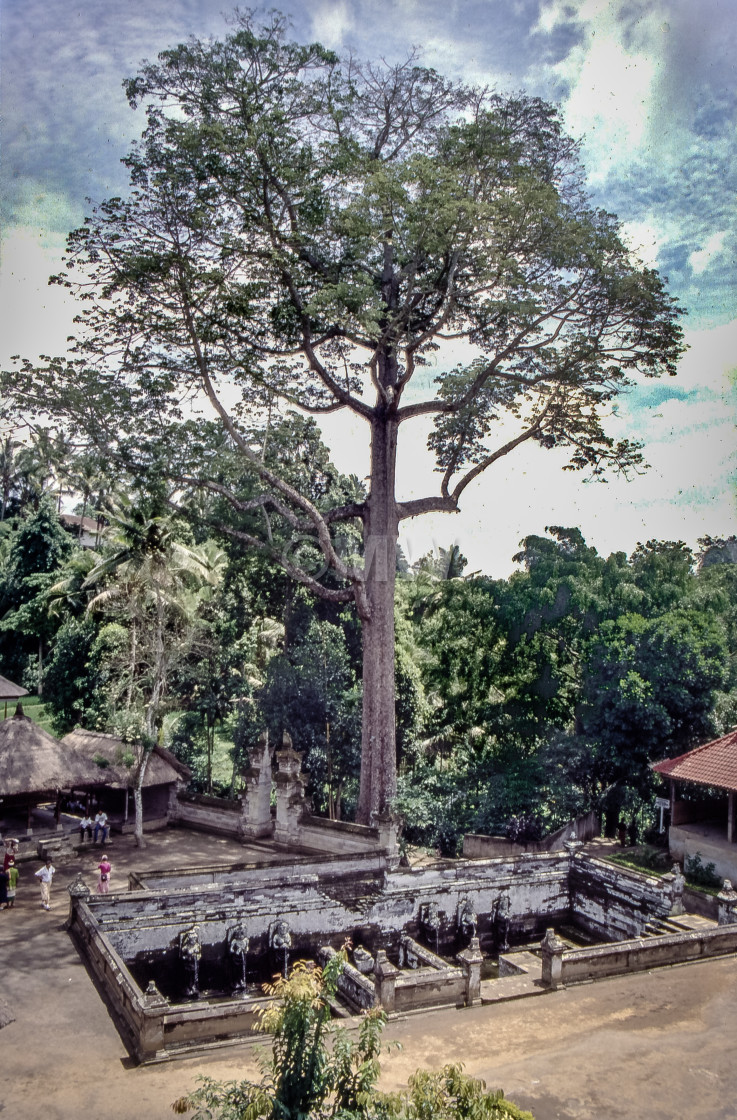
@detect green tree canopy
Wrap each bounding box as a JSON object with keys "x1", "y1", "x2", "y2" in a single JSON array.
[{"x1": 7, "y1": 11, "x2": 685, "y2": 821}]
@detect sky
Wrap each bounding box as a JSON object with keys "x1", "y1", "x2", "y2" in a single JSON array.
[{"x1": 1, "y1": 0, "x2": 736, "y2": 577}]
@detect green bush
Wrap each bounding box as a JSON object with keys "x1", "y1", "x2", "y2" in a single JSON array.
[{"x1": 684, "y1": 852, "x2": 723, "y2": 890}]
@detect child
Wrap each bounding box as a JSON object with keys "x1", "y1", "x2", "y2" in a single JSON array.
[{"x1": 5, "y1": 857, "x2": 18, "y2": 909}]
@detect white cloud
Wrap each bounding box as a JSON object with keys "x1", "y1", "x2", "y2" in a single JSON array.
[
  {"x1": 689, "y1": 230, "x2": 728, "y2": 276},
  {"x1": 532, "y1": 1, "x2": 668, "y2": 182},
  {"x1": 619, "y1": 219, "x2": 665, "y2": 268},
  {"x1": 0, "y1": 227, "x2": 78, "y2": 366},
  {"x1": 309, "y1": 1, "x2": 355, "y2": 49},
  {"x1": 533, "y1": 0, "x2": 570, "y2": 37}
]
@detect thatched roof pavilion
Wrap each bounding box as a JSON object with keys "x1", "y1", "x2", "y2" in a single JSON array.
[
  {"x1": 60, "y1": 729, "x2": 190, "y2": 788},
  {"x1": 0, "y1": 675, "x2": 29, "y2": 719},
  {"x1": 0, "y1": 707, "x2": 106, "y2": 797},
  {"x1": 60, "y1": 729, "x2": 190, "y2": 833},
  {"x1": 0, "y1": 706, "x2": 109, "y2": 836},
  {"x1": 0, "y1": 675, "x2": 29, "y2": 701}
]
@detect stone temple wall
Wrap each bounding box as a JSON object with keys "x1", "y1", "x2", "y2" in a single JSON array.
[
  {"x1": 66, "y1": 843, "x2": 737, "y2": 1064},
  {"x1": 91, "y1": 850, "x2": 572, "y2": 969}
]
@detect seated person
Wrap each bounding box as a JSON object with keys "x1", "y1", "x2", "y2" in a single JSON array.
[
  {"x1": 79, "y1": 814, "x2": 93, "y2": 841},
  {"x1": 93, "y1": 810, "x2": 109, "y2": 843}
]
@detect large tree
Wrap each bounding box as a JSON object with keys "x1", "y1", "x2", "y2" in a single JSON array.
[{"x1": 9, "y1": 13, "x2": 684, "y2": 821}]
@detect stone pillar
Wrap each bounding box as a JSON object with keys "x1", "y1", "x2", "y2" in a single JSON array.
[
  {"x1": 273, "y1": 733, "x2": 306, "y2": 847},
  {"x1": 373, "y1": 950, "x2": 400, "y2": 1012},
  {"x1": 167, "y1": 780, "x2": 182, "y2": 824},
  {"x1": 540, "y1": 928, "x2": 566, "y2": 989},
  {"x1": 456, "y1": 936, "x2": 484, "y2": 1006},
  {"x1": 372, "y1": 810, "x2": 400, "y2": 866},
  {"x1": 717, "y1": 880, "x2": 737, "y2": 925},
  {"x1": 660, "y1": 863, "x2": 685, "y2": 917},
  {"x1": 66, "y1": 871, "x2": 91, "y2": 929},
  {"x1": 139, "y1": 981, "x2": 168, "y2": 1061},
  {"x1": 239, "y1": 731, "x2": 275, "y2": 840}
]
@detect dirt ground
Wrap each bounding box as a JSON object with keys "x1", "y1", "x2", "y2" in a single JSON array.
[{"x1": 1, "y1": 828, "x2": 736, "y2": 1120}]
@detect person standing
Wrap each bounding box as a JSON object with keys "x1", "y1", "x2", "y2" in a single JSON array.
[
  {"x1": 5, "y1": 858, "x2": 18, "y2": 909},
  {"x1": 3, "y1": 839, "x2": 19, "y2": 871},
  {"x1": 0, "y1": 865, "x2": 7, "y2": 910},
  {"x1": 96, "y1": 854, "x2": 111, "y2": 895},
  {"x1": 34, "y1": 858, "x2": 55, "y2": 911}
]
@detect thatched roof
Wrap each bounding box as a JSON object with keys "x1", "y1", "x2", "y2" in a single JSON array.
[
  {"x1": 60, "y1": 728, "x2": 190, "y2": 788},
  {"x1": 0, "y1": 676, "x2": 29, "y2": 700},
  {"x1": 0, "y1": 709, "x2": 107, "y2": 796}
]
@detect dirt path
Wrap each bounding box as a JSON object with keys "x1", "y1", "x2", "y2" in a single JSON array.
[{"x1": 1, "y1": 829, "x2": 736, "y2": 1120}]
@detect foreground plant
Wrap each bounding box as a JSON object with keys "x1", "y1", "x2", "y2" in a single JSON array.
[{"x1": 172, "y1": 952, "x2": 533, "y2": 1119}]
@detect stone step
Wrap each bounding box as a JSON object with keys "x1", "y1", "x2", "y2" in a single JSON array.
[{"x1": 642, "y1": 916, "x2": 694, "y2": 937}]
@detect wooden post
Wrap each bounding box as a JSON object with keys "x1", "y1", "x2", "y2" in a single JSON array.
[{"x1": 728, "y1": 791, "x2": 735, "y2": 844}]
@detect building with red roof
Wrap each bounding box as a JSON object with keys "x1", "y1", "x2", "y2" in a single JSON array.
[{"x1": 653, "y1": 728, "x2": 737, "y2": 882}]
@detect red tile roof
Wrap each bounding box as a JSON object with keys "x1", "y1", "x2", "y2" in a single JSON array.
[{"x1": 652, "y1": 729, "x2": 737, "y2": 792}]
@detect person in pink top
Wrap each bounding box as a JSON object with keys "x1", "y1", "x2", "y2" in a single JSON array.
[{"x1": 96, "y1": 854, "x2": 112, "y2": 894}]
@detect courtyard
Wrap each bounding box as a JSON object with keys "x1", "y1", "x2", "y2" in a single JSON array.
[{"x1": 1, "y1": 827, "x2": 736, "y2": 1120}]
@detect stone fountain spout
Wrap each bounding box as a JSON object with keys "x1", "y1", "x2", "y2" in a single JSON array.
[
  {"x1": 227, "y1": 924, "x2": 250, "y2": 993},
  {"x1": 420, "y1": 902, "x2": 441, "y2": 955},
  {"x1": 269, "y1": 919, "x2": 292, "y2": 979},
  {"x1": 179, "y1": 924, "x2": 202, "y2": 998},
  {"x1": 458, "y1": 899, "x2": 477, "y2": 942}
]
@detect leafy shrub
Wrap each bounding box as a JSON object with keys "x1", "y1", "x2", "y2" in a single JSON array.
[
  {"x1": 505, "y1": 814, "x2": 543, "y2": 844},
  {"x1": 684, "y1": 852, "x2": 723, "y2": 890}
]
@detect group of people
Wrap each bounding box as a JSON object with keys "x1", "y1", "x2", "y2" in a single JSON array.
[
  {"x1": 0, "y1": 837, "x2": 112, "y2": 912},
  {"x1": 79, "y1": 810, "x2": 110, "y2": 844}
]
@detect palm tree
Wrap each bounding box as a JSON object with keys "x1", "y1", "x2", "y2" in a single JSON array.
[
  {"x1": 0, "y1": 434, "x2": 22, "y2": 520},
  {"x1": 84, "y1": 497, "x2": 222, "y2": 845},
  {"x1": 68, "y1": 452, "x2": 105, "y2": 539}
]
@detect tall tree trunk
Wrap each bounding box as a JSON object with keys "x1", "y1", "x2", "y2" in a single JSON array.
[
  {"x1": 357, "y1": 412, "x2": 398, "y2": 824},
  {"x1": 133, "y1": 747, "x2": 152, "y2": 848},
  {"x1": 127, "y1": 617, "x2": 137, "y2": 709}
]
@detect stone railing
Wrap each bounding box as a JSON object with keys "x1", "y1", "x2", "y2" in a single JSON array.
[
  {"x1": 173, "y1": 792, "x2": 244, "y2": 837},
  {"x1": 319, "y1": 946, "x2": 377, "y2": 1011},
  {"x1": 463, "y1": 811, "x2": 599, "y2": 859},
  {"x1": 541, "y1": 921, "x2": 737, "y2": 989},
  {"x1": 390, "y1": 934, "x2": 482, "y2": 1012}
]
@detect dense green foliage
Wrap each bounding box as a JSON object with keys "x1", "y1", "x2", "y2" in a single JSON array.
[
  {"x1": 0, "y1": 441, "x2": 734, "y2": 851},
  {"x1": 394, "y1": 528, "x2": 734, "y2": 852}
]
